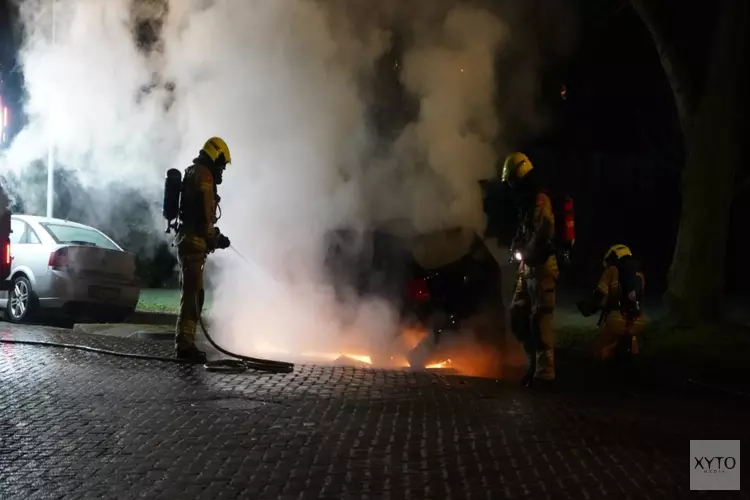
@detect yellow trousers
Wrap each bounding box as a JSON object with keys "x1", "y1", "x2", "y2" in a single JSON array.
[
  {"x1": 175, "y1": 239, "x2": 206, "y2": 350},
  {"x1": 592, "y1": 311, "x2": 647, "y2": 361},
  {"x1": 509, "y1": 255, "x2": 558, "y2": 380}
]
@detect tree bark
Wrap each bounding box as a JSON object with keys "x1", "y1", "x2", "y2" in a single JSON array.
[
  {"x1": 632, "y1": 0, "x2": 748, "y2": 324},
  {"x1": 735, "y1": 176, "x2": 750, "y2": 198},
  {"x1": 630, "y1": 0, "x2": 699, "y2": 132}
]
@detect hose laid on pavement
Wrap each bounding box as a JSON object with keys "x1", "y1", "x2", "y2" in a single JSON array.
[
  {"x1": 198, "y1": 303, "x2": 294, "y2": 374},
  {"x1": 0, "y1": 332, "x2": 295, "y2": 373},
  {"x1": 0, "y1": 328, "x2": 294, "y2": 374},
  {"x1": 0, "y1": 337, "x2": 195, "y2": 364},
  {"x1": 199, "y1": 247, "x2": 295, "y2": 374},
  {"x1": 0, "y1": 250, "x2": 296, "y2": 373}
]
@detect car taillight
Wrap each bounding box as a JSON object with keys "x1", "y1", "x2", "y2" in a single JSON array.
[
  {"x1": 408, "y1": 277, "x2": 430, "y2": 302},
  {"x1": 48, "y1": 248, "x2": 69, "y2": 269},
  {"x1": 3, "y1": 241, "x2": 9, "y2": 266}
]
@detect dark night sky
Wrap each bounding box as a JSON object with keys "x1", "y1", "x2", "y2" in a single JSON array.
[
  {"x1": 542, "y1": 1, "x2": 681, "y2": 158},
  {"x1": 0, "y1": 0, "x2": 679, "y2": 154}
]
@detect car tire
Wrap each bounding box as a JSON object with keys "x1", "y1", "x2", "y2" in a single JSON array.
[{"x1": 7, "y1": 275, "x2": 38, "y2": 323}]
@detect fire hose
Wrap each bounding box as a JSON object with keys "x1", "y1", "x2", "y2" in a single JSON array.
[
  {"x1": 0, "y1": 247, "x2": 295, "y2": 375},
  {"x1": 200, "y1": 246, "x2": 294, "y2": 374}
]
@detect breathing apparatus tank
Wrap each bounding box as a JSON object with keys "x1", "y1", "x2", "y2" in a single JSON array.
[{"x1": 163, "y1": 168, "x2": 182, "y2": 233}]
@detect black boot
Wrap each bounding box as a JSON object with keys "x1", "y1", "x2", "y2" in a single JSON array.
[
  {"x1": 175, "y1": 345, "x2": 207, "y2": 363},
  {"x1": 521, "y1": 359, "x2": 536, "y2": 387}
]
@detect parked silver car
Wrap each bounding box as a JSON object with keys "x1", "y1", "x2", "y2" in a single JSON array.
[{"x1": 0, "y1": 215, "x2": 141, "y2": 323}]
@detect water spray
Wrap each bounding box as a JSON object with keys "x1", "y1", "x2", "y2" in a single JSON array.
[
  {"x1": 200, "y1": 245, "x2": 296, "y2": 373},
  {"x1": 230, "y1": 246, "x2": 272, "y2": 280}
]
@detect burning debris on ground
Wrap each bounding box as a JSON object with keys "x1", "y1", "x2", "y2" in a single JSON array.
[{"x1": 252, "y1": 324, "x2": 523, "y2": 378}]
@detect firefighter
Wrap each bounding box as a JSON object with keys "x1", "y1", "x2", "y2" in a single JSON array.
[
  {"x1": 174, "y1": 137, "x2": 232, "y2": 362},
  {"x1": 502, "y1": 152, "x2": 559, "y2": 386},
  {"x1": 577, "y1": 244, "x2": 647, "y2": 363}
]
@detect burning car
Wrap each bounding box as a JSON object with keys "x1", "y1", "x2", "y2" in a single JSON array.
[{"x1": 323, "y1": 223, "x2": 505, "y2": 369}]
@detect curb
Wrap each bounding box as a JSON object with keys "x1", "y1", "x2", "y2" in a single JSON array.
[
  {"x1": 129, "y1": 331, "x2": 174, "y2": 341},
  {"x1": 126, "y1": 311, "x2": 177, "y2": 326},
  {"x1": 556, "y1": 347, "x2": 750, "y2": 403},
  {"x1": 684, "y1": 379, "x2": 750, "y2": 403},
  {"x1": 73, "y1": 319, "x2": 214, "y2": 341},
  {"x1": 73, "y1": 323, "x2": 173, "y2": 339}
]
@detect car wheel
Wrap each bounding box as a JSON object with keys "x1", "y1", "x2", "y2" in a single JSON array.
[{"x1": 7, "y1": 275, "x2": 38, "y2": 323}]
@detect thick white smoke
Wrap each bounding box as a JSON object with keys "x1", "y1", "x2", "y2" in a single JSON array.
[
  {"x1": 7, "y1": 0, "x2": 176, "y2": 186},
  {"x1": 165, "y1": 0, "x2": 394, "y2": 360},
  {"x1": 394, "y1": 6, "x2": 506, "y2": 234},
  {"x1": 0, "y1": 0, "x2": 567, "y2": 370}
]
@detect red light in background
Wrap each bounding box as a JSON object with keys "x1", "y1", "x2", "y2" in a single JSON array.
[
  {"x1": 4, "y1": 242, "x2": 10, "y2": 266},
  {"x1": 408, "y1": 277, "x2": 431, "y2": 302}
]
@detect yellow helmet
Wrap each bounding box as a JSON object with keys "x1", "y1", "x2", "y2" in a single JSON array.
[
  {"x1": 604, "y1": 244, "x2": 631, "y2": 266},
  {"x1": 201, "y1": 137, "x2": 232, "y2": 165},
  {"x1": 501, "y1": 152, "x2": 533, "y2": 186}
]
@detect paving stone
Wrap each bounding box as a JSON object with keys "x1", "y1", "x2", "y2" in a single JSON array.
[{"x1": 0, "y1": 323, "x2": 748, "y2": 499}]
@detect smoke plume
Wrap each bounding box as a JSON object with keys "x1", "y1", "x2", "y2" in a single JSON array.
[{"x1": 0, "y1": 0, "x2": 573, "y2": 373}]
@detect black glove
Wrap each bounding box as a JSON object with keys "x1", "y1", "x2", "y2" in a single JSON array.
[
  {"x1": 217, "y1": 233, "x2": 231, "y2": 249},
  {"x1": 209, "y1": 227, "x2": 230, "y2": 251},
  {"x1": 577, "y1": 300, "x2": 593, "y2": 317}
]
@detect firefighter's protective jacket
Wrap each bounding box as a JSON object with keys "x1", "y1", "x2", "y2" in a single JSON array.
[
  {"x1": 176, "y1": 161, "x2": 217, "y2": 254},
  {"x1": 514, "y1": 191, "x2": 555, "y2": 267},
  {"x1": 587, "y1": 263, "x2": 647, "y2": 360},
  {"x1": 591, "y1": 265, "x2": 645, "y2": 314}
]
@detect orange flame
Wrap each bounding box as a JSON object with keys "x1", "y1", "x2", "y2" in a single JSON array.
[
  {"x1": 253, "y1": 323, "x2": 528, "y2": 379},
  {"x1": 389, "y1": 354, "x2": 410, "y2": 367},
  {"x1": 341, "y1": 354, "x2": 372, "y2": 365},
  {"x1": 425, "y1": 359, "x2": 451, "y2": 369}
]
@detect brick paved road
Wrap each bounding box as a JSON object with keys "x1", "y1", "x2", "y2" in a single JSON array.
[{"x1": 0, "y1": 324, "x2": 747, "y2": 499}]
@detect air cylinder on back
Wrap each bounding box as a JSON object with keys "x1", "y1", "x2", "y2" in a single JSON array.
[{"x1": 163, "y1": 168, "x2": 182, "y2": 224}]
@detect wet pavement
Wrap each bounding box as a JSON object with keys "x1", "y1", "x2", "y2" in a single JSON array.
[{"x1": 0, "y1": 323, "x2": 747, "y2": 499}]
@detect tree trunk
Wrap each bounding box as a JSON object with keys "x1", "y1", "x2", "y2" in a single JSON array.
[{"x1": 633, "y1": 0, "x2": 748, "y2": 324}]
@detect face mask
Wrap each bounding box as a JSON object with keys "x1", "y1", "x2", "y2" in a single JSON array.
[{"x1": 213, "y1": 164, "x2": 225, "y2": 185}]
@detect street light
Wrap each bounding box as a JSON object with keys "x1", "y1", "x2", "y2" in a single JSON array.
[{"x1": 46, "y1": 0, "x2": 56, "y2": 218}]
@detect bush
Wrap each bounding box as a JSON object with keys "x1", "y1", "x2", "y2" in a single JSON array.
[{"x1": 136, "y1": 241, "x2": 178, "y2": 288}]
